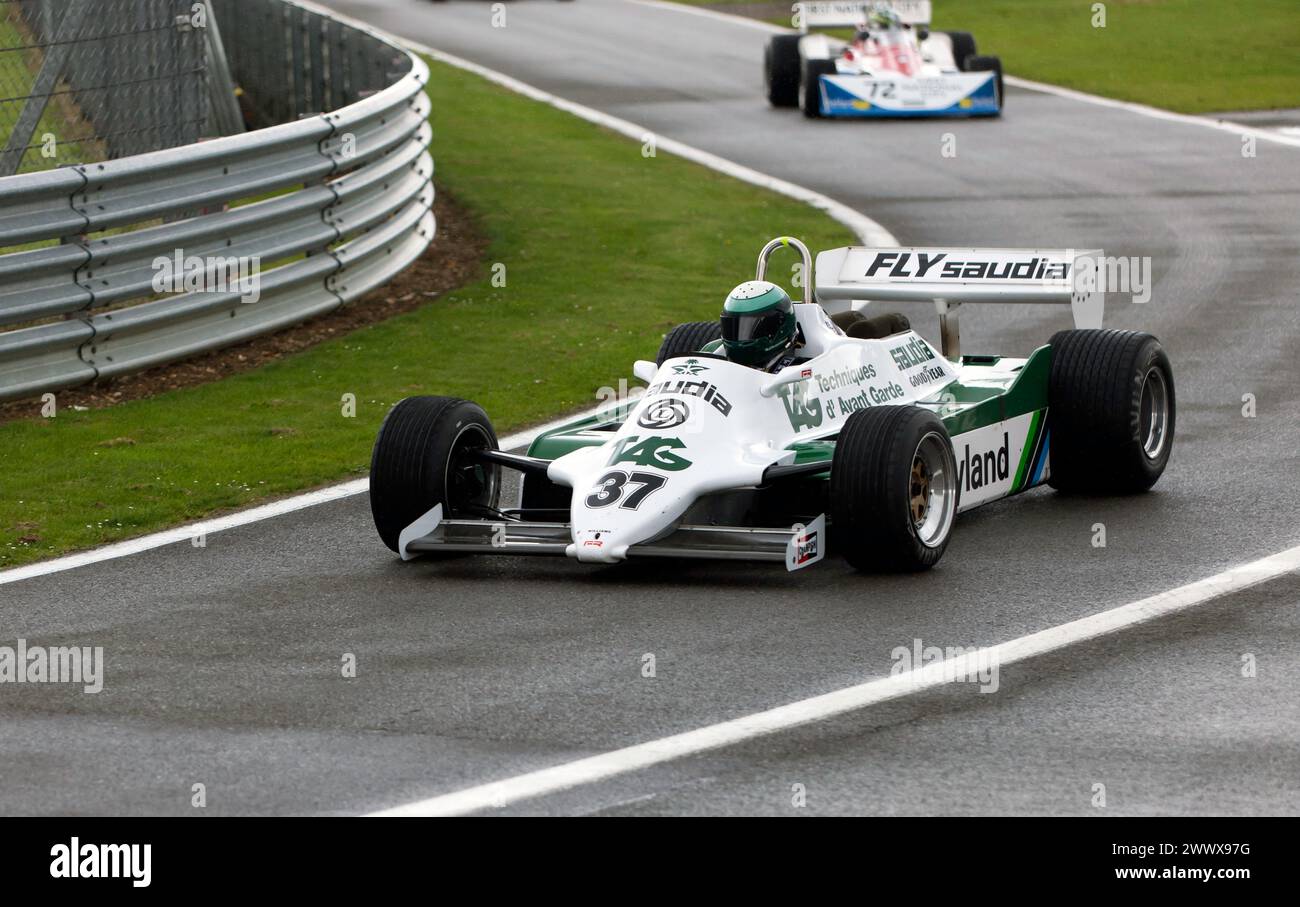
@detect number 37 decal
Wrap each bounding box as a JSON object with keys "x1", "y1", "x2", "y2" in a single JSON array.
[{"x1": 585, "y1": 471, "x2": 667, "y2": 510}]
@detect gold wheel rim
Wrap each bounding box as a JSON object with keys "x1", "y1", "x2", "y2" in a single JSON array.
[{"x1": 910, "y1": 455, "x2": 931, "y2": 526}]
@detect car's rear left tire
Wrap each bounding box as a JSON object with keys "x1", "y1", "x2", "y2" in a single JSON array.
[
  {"x1": 946, "y1": 31, "x2": 977, "y2": 69},
  {"x1": 765, "y1": 35, "x2": 801, "y2": 108},
  {"x1": 846, "y1": 312, "x2": 912, "y2": 339},
  {"x1": 656, "y1": 321, "x2": 722, "y2": 366},
  {"x1": 832, "y1": 406, "x2": 959, "y2": 572},
  {"x1": 1047, "y1": 329, "x2": 1175, "y2": 494},
  {"x1": 370, "y1": 396, "x2": 501, "y2": 552},
  {"x1": 800, "y1": 59, "x2": 835, "y2": 118}
]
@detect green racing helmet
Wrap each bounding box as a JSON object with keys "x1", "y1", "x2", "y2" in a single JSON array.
[{"x1": 720, "y1": 280, "x2": 796, "y2": 367}]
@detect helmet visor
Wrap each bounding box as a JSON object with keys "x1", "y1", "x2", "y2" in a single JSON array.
[{"x1": 721, "y1": 309, "x2": 789, "y2": 344}]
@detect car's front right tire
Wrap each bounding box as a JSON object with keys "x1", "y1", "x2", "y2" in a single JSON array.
[
  {"x1": 656, "y1": 321, "x2": 722, "y2": 366},
  {"x1": 965, "y1": 54, "x2": 1004, "y2": 113},
  {"x1": 370, "y1": 396, "x2": 500, "y2": 552},
  {"x1": 831, "y1": 406, "x2": 959, "y2": 572}
]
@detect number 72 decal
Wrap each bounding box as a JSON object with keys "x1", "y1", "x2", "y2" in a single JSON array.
[{"x1": 585, "y1": 470, "x2": 667, "y2": 510}]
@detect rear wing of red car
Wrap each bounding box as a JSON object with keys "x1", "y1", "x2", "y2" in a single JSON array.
[
  {"x1": 814, "y1": 246, "x2": 1104, "y2": 360},
  {"x1": 795, "y1": 1, "x2": 933, "y2": 32}
]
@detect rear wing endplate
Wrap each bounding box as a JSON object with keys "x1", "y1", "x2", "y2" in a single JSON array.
[
  {"x1": 814, "y1": 246, "x2": 1104, "y2": 361},
  {"x1": 795, "y1": 1, "x2": 932, "y2": 31}
]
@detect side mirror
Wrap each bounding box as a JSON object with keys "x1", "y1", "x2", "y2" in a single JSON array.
[
  {"x1": 760, "y1": 364, "x2": 811, "y2": 398},
  {"x1": 632, "y1": 360, "x2": 658, "y2": 384}
]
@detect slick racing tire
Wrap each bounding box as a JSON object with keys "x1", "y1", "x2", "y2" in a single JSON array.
[
  {"x1": 656, "y1": 321, "x2": 722, "y2": 366},
  {"x1": 370, "y1": 396, "x2": 501, "y2": 552},
  {"x1": 946, "y1": 31, "x2": 977, "y2": 70},
  {"x1": 765, "y1": 35, "x2": 801, "y2": 108},
  {"x1": 832, "y1": 406, "x2": 959, "y2": 572},
  {"x1": 965, "y1": 54, "x2": 1004, "y2": 113},
  {"x1": 800, "y1": 59, "x2": 835, "y2": 118},
  {"x1": 1047, "y1": 329, "x2": 1175, "y2": 495}
]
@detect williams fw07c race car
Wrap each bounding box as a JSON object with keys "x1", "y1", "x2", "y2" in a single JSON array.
[
  {"x1": 767, "y1": 1, "x2": 1003, "y2": 118},
  {"x1": 370, "y1": 238, "x2": 1174, "y2": 573}
]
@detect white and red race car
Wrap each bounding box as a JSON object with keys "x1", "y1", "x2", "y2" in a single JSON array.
[{"x1": 766, "y1": 1, "x2": 1004, "y2": 118}]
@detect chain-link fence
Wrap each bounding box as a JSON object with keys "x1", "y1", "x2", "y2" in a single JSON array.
[
  {"x1": 0, "y1": 0, "x2": 408, "y2": 176},
  {"x1": 0, "y1": 0, "x2": 211, "y2": 175},
  {"x1": 213, "y1": 0, "x2": 408, "y2": 128}
]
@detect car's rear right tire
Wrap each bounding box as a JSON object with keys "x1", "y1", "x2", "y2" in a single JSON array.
[
  {"x1": 1047, "y1": 329, "x2": 1175, "y2": 494},
  {"x1": 656, "y1": 321, "x2": 722, "y2": 366},
  {"x1": 832, "y1": 406, "x2": 959, "y2": 572},
  {"x1": 765, "y1": 35, "x2": 801, "y2": 108}
]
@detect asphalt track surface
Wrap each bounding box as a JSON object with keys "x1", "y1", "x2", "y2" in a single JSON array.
[{"x1": 3, "y1": 0, "x2": 1298, "y2": 816}]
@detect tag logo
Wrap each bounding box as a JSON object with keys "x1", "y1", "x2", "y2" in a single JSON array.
[
  {"x1": 608, "y1": 436, "x2": 692, "y2": 472},
  {"x1": 777, "y1": 381, "x2": 823, "y2": 432}
]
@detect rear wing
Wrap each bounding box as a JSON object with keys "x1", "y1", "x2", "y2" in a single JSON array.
[
  {"x1": 814, "y1": 246, "x2": 1104, "y2": 360},
  {"x1": 795, "y1": 1, "x2": 933, "y2": 31}
]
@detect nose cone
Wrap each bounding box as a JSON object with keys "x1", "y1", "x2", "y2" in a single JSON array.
[
  {"x1": 549, "y1": 356, "x2": 773, "y2": 565},
  {"x1": 569, "y1": 491, "x2": 683, "y2": 564},
  {"x1": 569, "y1": 528, "x2": 628, "y2": 564}
]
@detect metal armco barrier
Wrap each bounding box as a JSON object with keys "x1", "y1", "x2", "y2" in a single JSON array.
[{"x1": 0, "y1": 0, "x2": 433, "y2": 402}]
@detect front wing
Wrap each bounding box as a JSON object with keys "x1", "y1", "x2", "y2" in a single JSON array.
[
  {"x1": 818, "y1": 71, "x2": 999, "y2": 117},
  {"x1": 398, "y1": 505, "x2": 828, "y2": 572}
]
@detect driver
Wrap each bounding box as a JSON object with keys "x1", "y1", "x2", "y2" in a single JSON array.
[
  {"x1": 717, "y1": 280, "x2": 804, "y2": 372},
  {"x1": 855, "y1": 5, "x2": 903, "y2": 41}
]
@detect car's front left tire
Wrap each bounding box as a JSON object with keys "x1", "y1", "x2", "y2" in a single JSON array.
[
  {"x1": 370, "y1": 396, "x2": 501, "y2": 552},
  {"x1": 799, "y1": 59, "x2": 835, "y2": 118},
  {"x1": 831, "y1": 406, "x2": 959, "y2": 572}
]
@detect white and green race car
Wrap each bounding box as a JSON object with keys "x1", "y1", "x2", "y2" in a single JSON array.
[{"x1": 370, "y1": 237, "x2": 1174, "y2": 572}]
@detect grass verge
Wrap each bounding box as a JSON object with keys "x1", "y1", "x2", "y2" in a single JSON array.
[
  {"x1": 677, "y1": 0, "x2": 1300, "y2": 113},
  {"x1": 0, "y1": 56, "x2": 852, "y2": 569}
]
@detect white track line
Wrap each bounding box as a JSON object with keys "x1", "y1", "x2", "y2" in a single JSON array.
[
  {"x1": 300, "y1": 0, "x2": 893, "y2": 243},
  {"x1": 370, "y1": 542, "x2": 1300, "y2": 816},
  {"x1": 405, "y1": 45, "x2": 895, "y2": 247},
  {"x1": 630, "y1": 0, "x2": 1300, "y2": 149},
  {"x1": 0, "y1": 414, "x2": 586, "y2": 587},
  {"x1": 627, "y1": 0, "x2": 787, "y2": 32},
  {"x1": 2, "y1": 4, "x2": 899, "y2": 587},
  {"x1": 299, "y1": 0, "x2": 893, "y2": 244},
  {"x1": 1002, "y1": 75, "x2": 1300, "y2": 150}
]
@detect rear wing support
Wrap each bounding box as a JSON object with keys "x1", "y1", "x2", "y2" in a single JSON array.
[{"x1": 814, "y1": 247, "x2": 1104, "y2": 361}]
